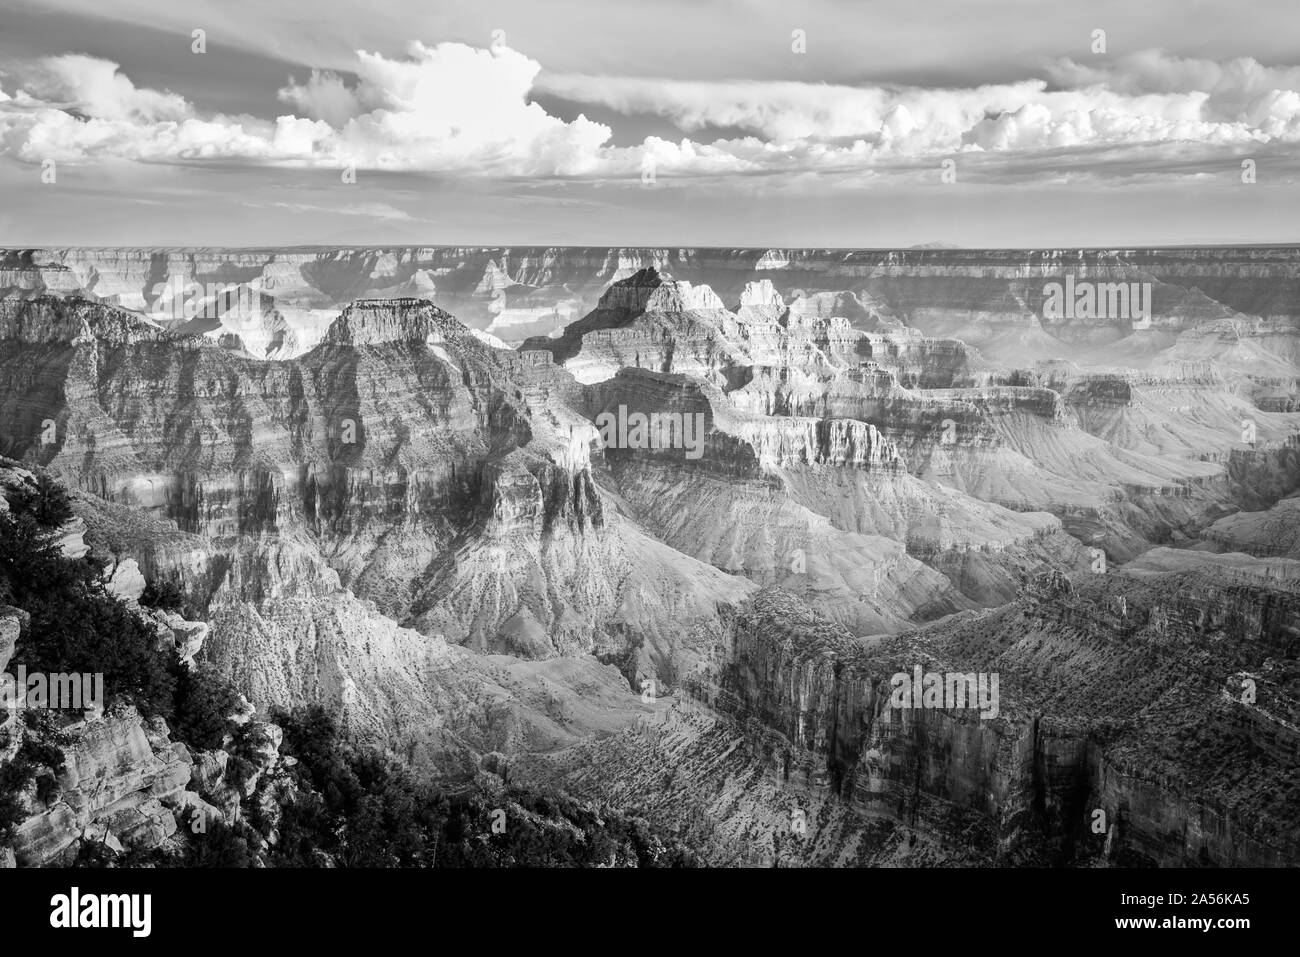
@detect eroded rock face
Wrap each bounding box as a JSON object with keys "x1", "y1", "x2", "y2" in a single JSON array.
[
  {"x1": 322, "y1": 298, "x2": 471, "y2": 347},
  {"x1": 0, "y1": 692, "x2": 307, "y2": 867},
  {"x1": 1203, "y1": 496, "x2": 1300, "y2": 557},
  {"x1": 0, "y1": 296, "x2": 167, "y2": 347},
  {"x1": 190, "y1": 749, "x2": 228, "y2": 793},
  {"x1": 103, "y1": 558, "x2": 146, "y2": 604},
  {"x1": 664, "y1": 573, "x2": 1300, "y2": 866},
  {"x1": 595, "y1": 268, "x2": 726, "y2": 314},
  {"x1": 9, "y1": 705, "x2": 192, "y2": 865},
  {"x1": 521, "y1": 268, "x2": 748, "y2": 386},
  {"x1": 161, "y1": 614, "x2": 209, "y2": 665}
]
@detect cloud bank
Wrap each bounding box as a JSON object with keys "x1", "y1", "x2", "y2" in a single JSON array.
[{"x1": 2, "y1": 43, "x2": 1299, "y2": 183}]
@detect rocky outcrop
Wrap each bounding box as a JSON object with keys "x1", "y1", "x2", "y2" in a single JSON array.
[
  {"x1": 661, "y1": 574, "x2": 1300, "y2": 866},
  {"x1": 103, "y1": 558, "x2": 147, "y2": 604},
  {"x1": 8, "y1": 705, "x2": 190, "y2": 865},
  {"x1": 0, "y1": 692, "x2": 306, "y2": 867},
  {"x1": 0, "y1": 605, "x2": 21, "y2": 674},
  {"x1": 522, "y1": 268, "x2": 747, "y2": 386},
  {"x1": 594, "y1": 268, "x2": 725, "y2": 314}
]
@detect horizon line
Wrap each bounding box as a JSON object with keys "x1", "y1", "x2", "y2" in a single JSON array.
[{"x1": 4, "y1": 242, "x2": 1300, "y2": 252}]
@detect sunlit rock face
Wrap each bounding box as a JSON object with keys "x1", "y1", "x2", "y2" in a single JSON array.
[{"x1": 518, "y1": 267, "x2": 749, "y2": 386}]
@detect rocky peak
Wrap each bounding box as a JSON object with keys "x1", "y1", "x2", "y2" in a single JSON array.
[
  {"x1": 738, "y1": 280, "x2": 785, "y2": 311},
  {"x1": 321, "y1": 298, "x2": 468, "y2": 346},
  {"x1": 594, "y1": 267, "x2": 726, "y2": 315},
  {"x1": 735, "y1": 280, "x2": 787, "y2": 325}
]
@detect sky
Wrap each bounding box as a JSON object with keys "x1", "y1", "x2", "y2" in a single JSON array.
[{"x1": 1, "y1": 0, "x2": 1298, "y2": 247}]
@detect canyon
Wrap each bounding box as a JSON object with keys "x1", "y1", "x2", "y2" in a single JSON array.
[{"x1": 1, "y1": 245, "x2": 1298, "y2": 867}]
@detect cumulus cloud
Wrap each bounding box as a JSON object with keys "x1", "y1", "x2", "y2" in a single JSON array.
[
  {"x1": 960, "y1": 88, "x2": 1267, "y2": 152},
  {"x1": 0, "y1": 56, "x2": 332, "y2": 164},
  {"x1": 539, "y1": 71, "x2": 1298, "y2": 156},
  {"x1": 30, "y1": 55, "x2": 191, "y2": 122},
  {"x1": 0, "y1": 44, "x2": 614, "y2": 175},
  {"x1": 537, "y1": 73, "x2": 1037, "y2": 146},
  {"x1": 1, "y1": 44, "x2": 1298, "y2": 183},
  {"x1": 309, "y1": 42, "x2": 614, "y2": 174}
]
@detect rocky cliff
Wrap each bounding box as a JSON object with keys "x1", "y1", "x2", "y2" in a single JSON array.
[{"x1": 3, "y1": 699, "x2": 292, "y2": 868}]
